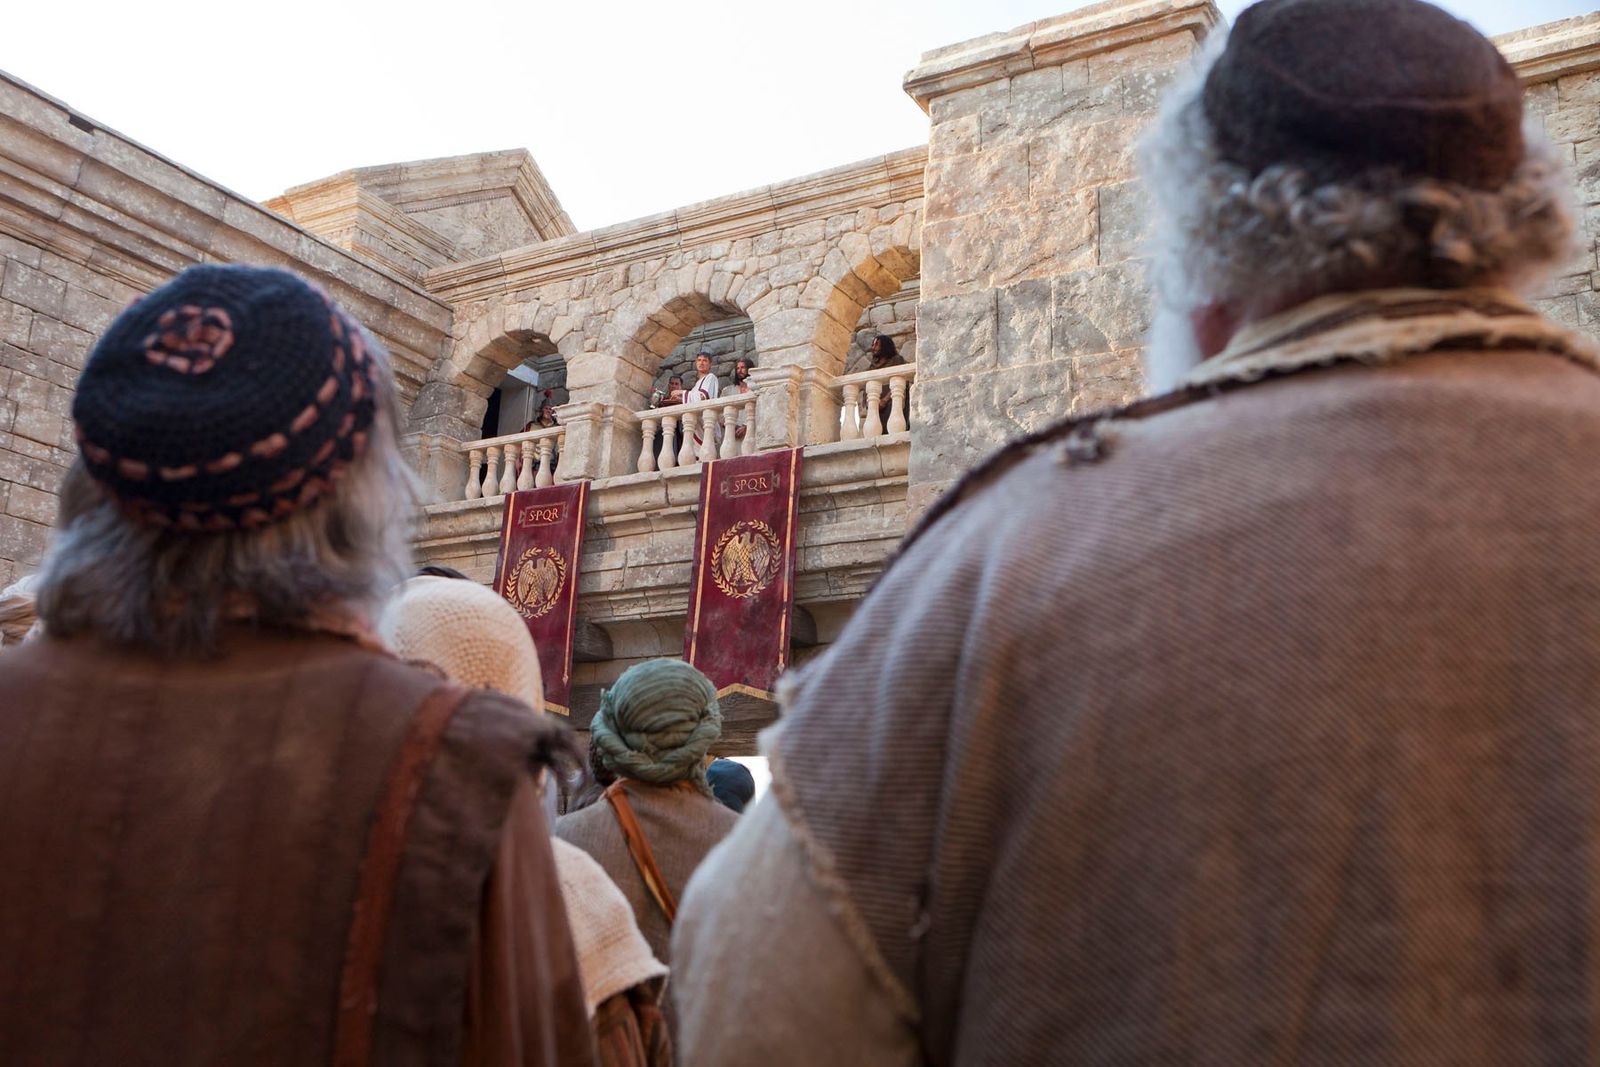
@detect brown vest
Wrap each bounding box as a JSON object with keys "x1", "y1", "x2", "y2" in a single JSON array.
[{"x1": 0, "y1": 625, "x2": 542, "y2": 1066}]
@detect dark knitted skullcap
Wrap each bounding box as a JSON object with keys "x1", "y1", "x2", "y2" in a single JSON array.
[
  {"x1": 72, "y1": 264, "x2": 378, "y2": 534},
  {"x1": 1202, "y1": 0, "x2": 1525, "y2": 189}
]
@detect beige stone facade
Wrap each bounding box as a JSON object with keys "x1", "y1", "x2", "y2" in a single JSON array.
[
  {"x1": 0, "y1": 73, "x2": 452, "y2": 588},
  {"x1": 2, "y1": 2, "x2": 1598, "y2": 736}
]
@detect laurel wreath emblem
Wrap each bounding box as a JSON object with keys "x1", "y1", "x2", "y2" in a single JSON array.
[
  {"x1": 710, "y1": 519, "x2": 783, "y2": 600},
  {"x1": 505, "y1": 545, "x2": 567, "y2": 619}
]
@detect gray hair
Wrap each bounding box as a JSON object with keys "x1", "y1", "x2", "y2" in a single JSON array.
[
  {"x1": 0, "y1": 574, "x2": 41, "y2": 648},
  {"x1": 1139, "y1": 37, "x2": 1578, "y2": 313},
  {"x1": 36, "y1": 327, "x2": 417, "y2": 654}
]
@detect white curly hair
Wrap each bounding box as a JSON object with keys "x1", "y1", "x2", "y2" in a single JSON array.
[{"x1": 1139, "y1": 32, "x2": 1579, "y2": 317}]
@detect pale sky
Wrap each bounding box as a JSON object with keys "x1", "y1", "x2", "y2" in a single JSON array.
[{"x1": 4, "y1": 0, "x2": 1594, "y2": 234}]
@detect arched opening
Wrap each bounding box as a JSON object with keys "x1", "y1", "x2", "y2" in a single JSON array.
[
  {"x1": 622, "y1": 292, "x2": 754, "y2": 411},
  {"x1": 802, "y1": 241, "x2": 922, "y2": 378},
  {"x1": 654, "y1": 313, "x2": 756, "y2": 400},
  {"x1": 846, "y1": 276, "x2": 919, "y2": 374},
  {"x1": 478, "y1": 331, "x2": 563, "y2": 439}
]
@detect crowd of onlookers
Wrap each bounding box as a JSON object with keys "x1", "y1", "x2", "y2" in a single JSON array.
[{"x1": 6, "y1": 0, "x2": 1600, "y2": 1062}]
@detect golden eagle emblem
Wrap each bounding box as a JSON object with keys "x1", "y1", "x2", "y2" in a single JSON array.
[
  {"x1": 710, "y1": 520, "x2": 783, "y2": 600},
  {"x1": 505, "y1": 546, "x2": 566, "y2": 619}
]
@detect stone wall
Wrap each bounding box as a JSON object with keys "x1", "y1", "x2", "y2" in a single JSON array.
[
  {"x1": 1508, "y1": 14, "x2": 1600, "y2": 335},
  {"x1": 0, "y1": 72, "x2": 454, "y2": 586},
  {"x1": 4, "y1": 0, "x2": 1598, "y2": 650},
  {"x1": 902, "y1": 0, "x2": 1218, "y2": 516}
]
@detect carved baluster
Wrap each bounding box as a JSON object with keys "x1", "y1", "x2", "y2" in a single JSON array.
[
  {"x1": 863, "y1": 379, "x2": 885, "y2": 438},
  {"x1": 638, "y1": 417, "x2": 658, "y2": 473},
  {"x1": 498, "y1": 444, "x2": 518, "y2": 495},
  {"x1": 467, "y1": 447, "x2": 483, "y2": 502},
  {"x1": 532, "y1": 437, "x2": 553, "y2": 487},
  {"x1": 482, "y1": 447, "x2": 502, "y2": 498},
  {"x1": 678, "y1": 412, "x2": 697, "y2": 466},
  {"x1": 719, "y1": 405, "x2": 740, "y2": 459},
  {"x1": 839, "y1": 383, "x2": 861, "y2": 441},
  {"x1": 887, "y1": 375, "x2": 909, "y2": 434},
  {"x1": 698, "y1": 409, "x2": 719, "y2": 463},
  {"x1": 516, "y1": 440, "x2": 536, "y2": 491},
  {"x1": 742, "y1": 398, "x2": 758, "y2": 456},
  {"x1": 553, "y1": 431, "x2": 565, "y2": 482},
  {"x1": 658, "y1": 415, "x2": 678, "y2": 470}
]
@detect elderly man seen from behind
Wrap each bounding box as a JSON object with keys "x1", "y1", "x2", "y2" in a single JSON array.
[
  {"x1": 0, "y1": 265, "x2": 594, "y2": 1066},
  {"x1": 671, "y1": 1, "x2": 1600, "y2": 1064}
]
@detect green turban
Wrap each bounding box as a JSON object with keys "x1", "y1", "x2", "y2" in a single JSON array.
[{"x1": 591, "y1": 659, "x2": 722, "y2": 793}]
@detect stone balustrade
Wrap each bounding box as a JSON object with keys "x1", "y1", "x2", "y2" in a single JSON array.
[
  {"x1": 633, "y1": 393, "x2": 759, "y2": 473},
  {"x1": 833, "y1": 363, "x2": 915, "y2": 441},
  {"x1": 461, "y1": 425, "x2": 566, "y2": 500},
  {"x1": 440, "y1": 363, "x2": 918, "y2": 500}
]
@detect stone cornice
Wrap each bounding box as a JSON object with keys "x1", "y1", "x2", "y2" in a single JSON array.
[
  {"x1": 422, "y1": 146, "x2": 928, "y2": 304},
  {"x1": 510, "y1": 154, "x2": 577, "y2": 241},
  {"x1": 1496, "y1": 12, "x2": 1600, "y2": 83},
  {"x1": 903, "y1": 0, "x2": 1222, "y2": 109},
  {"x1": 283, "y1": 150, "x2": 576, "y2": 242},
  {"x1": 264, "y1": 182, "x2": 461, "y2": 275}
]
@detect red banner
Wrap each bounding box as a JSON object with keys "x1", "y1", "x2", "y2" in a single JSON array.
[
  {"x1": 492, "y1": 482, "x2": 589, "y2": 715},
  {"x1": 684, "y1": 448, "x2": 803, "y2": 698}
]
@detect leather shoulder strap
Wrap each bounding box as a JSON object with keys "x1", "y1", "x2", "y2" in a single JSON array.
[
  {"x1": 604, "y1": 780, "x2": 678, "y2": 925},
  {"x1": 333, "y1": 683, "x2": 472, "y2": 1067}
]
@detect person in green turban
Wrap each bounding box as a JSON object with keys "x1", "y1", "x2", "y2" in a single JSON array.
[
  {"x1": 556, "y1": 660, "x2": 739, "y2": 967},
  {"x1": 589, "y1": 658, "x2": 724, "y2": 795}
]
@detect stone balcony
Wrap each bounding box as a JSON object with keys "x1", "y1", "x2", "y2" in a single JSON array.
[
  {"x1": 411, "y1": 362, "x2": 918, "y2": 691},
  {"x1": 419, "y1": 433, "x2": 908, "y2": 621}
]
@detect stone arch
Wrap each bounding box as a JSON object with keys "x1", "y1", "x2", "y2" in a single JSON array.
[
  {"x1": 408, "y1": 295, "x2": 565, "y2": 440},
  {"x1": 443, "y1": 296, "x2": 585, "y2": 396},
  {"x1": 845, "y1": 276, "x2": 919, "y2": 374},
  {"x1": 802, "y1": 230, "x2": 922, "y2": 378},
  {"x1": 612, "y1": 283, "x2": 754, "y2": 413}
]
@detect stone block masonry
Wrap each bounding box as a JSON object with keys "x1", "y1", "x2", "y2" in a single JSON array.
[
  {"x1": 1508, "y1": 15, "x2": 1600, "y2": 334},
  {"x1": 423, "y1": 149, "x2": 927, "y2": 482},
  {"x1": 0, "y1": 71, "x2": 453, "y2": 581},
  {"x1": 902, "y1": 2, "x2": 1600, "y2": 519},
  {"x1": 903, "y1": 0, "x2": 1220, "y2": 518}
]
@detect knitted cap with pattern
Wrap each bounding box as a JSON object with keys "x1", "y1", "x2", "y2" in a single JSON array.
[
  {"x1": 1202, "y1": 0, "x2": 1524, "y2": 189},
  {"x1": 378, "y1": 576, "x2": 544, "y2": 711},
  {"x1": 72, "y1": 264, "x2": 378, "y2": 533}
]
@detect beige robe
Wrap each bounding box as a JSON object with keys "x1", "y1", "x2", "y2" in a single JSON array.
[{"x1": 673, "y1": 290, "x2": 1600, "y2": 1065}]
